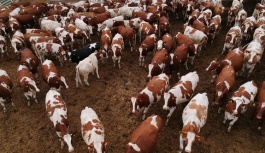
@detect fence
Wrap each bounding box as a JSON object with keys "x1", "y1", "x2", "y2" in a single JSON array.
[{"x1": 1, "y1": 0, "x2": 18, "y2": 6}]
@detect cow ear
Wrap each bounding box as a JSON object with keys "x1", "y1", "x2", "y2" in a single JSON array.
[{"x1": 195, "y1": 135, "x2": 204, "y2": 141}]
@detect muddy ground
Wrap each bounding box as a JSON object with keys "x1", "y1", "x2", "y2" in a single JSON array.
[{"x1": 0, "y1": 0, "x2": 265, "y2": 153}]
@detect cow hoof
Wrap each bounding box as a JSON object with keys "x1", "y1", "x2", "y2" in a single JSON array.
[{"x1": 227, "y1": 129, "x2": 231, "y2": 133}]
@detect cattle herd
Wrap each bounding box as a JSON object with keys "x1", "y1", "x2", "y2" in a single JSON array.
[{"x1": 0, "y1": 0, "x2": 265, "y2": 152}]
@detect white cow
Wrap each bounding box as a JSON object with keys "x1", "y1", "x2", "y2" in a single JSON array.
[
  {"x1": 109, "y1": 33, "x2": 124, "y2": 69},
  {"x1": 74, "y1": 18, "x2": 93, "y2": 36},
  {"x1": 97, "y1": 15, "x2": 124, "y2": 32},
  {"x1": 80, "y1": 107, "x2": 108, "y2": 152},
  {"x1": 223, "y1": 81, "x2": 258, "y2": 132},
  {"x1": 179, "y1": 93, "x2": 209, "y2": 153},
  {"x1": 40, "y1": 19, "x2": 62, "y2": 32},
  {"x1": 11, "y1": 30, "x2": 25, "y2": 55},
  {"x1": 45, "y1": 89, "x2": 74, "y2": 152},
  {"x1": 163, "y1": 71, "x2": 199, "y2": 126}
]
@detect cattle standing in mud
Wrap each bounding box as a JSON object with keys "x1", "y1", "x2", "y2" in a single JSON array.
[{"x1": 20, "y1": 48, "x2": 39, "y2": 79}]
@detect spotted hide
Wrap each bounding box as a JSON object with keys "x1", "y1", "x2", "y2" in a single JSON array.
[{"x1": 0, "y1": 69, "x2": 14, "y2": 113}]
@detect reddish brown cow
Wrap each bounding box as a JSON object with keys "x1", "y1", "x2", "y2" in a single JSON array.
[
  {"x1": 206, "y1": 47, "x2": 244, "y2": 83},
  {"x1": 139, "y1": 20, "x2": 157, "y2": 42},
  {"x1": 113, "y1": 26, "x2": 136, "y2": 52},
  {"x1": 19, "y1": 4, "x2": 48, "y2": 16},
  {"x1": 88, "y1": 12, "x2": 111, "y2": 27},
  {"x1": 20, "y1": 48, "x2": 39, "y2": 79},
  {"x1": 12, "y1": 14, "x2": 37, "y2": 27},
  {"x1": 137, "y1": 34, "x2": 157, "y2": 66},
  {"x1": 185, "y1": 16, "x2": 208, "y2": 35},
  {"x1": 11, "y1": 1, "x2": 30, "y2": 7},
  {"x1": 42, "y1": 60, "x2": 68, "y2": 91},
  {"x1": 17, "y1": 65, "x2": 40, "y2": 106},
  {"x1": 132, "y1": 10, "x2": 159, "y2": 24},
  {"x1": 175, "y1": 32, "x2": 197, "y2": 66},
  {"x1": 125, "y1": 115, "x2": 163, "y2": 153},
  {"x1": 157, "y1": 33, "x2": 173, "y2": 52},
  {"x1": 0, "y1": 69, "x2": 14, "y2": 113},
  {"x1": 101, "y1": 27, "x2": 113, "y2": 53},
  {"x1": 159, "y1": 16, "x2": 170, "y2": 37},
  {"x1": 253, "y1": 81, "x2": 265, "y2": 131},
  {"x1": 214, "y1": 65, "x2": 235, "y2": 113},
  {"x1": 90, "y1": 6, "x2": 106, "y2": 14},
  {"x1": 168, "y1": 44, "x2": 189, "y2": 78},
  {"x1": 209, "y1": 15, "x2": 222, "y2": 44},
  {"x1": 147, "y1": 48, "x2": 168, "y2": 80}
]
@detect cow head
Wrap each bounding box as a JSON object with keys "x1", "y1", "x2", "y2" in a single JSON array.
[
  {"x1": 87, "y1": 141, "x2": 108, "y2": 153},
  {"x1": 63, "y1": 134, "x2": 74, "y2": 152},
  {"x1": 163, "y1": 92, "x2": 176, "y2": 110},
  {"x1": 179, "y1": 131, "x2": 204, "y2": 153},
  {"x1": 241, "y1": 22, "x2": 255, "y2": 41},
  {"x1": 244, "y1": 45, "x2": 263, "y2": 65},
  {"x1": 226, "y1": 99, "x2": 243, "y2": 116}
]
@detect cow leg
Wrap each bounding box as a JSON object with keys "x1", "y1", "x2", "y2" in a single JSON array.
[
  {"x1": 0, "y1": 99, "x2": 6, "y2": 113},
  {"x1": 179, "y1": 134, "x2": 184, "y2": 152},
  {"x1": 95, "y1": 66, "x2": 100, "y2": 79},
  {"x1": 112, "y1": 58, "x2": 116, "y2": 68},
  {"x1": 56, "y1": 132, "x2": 64, "y2": 149},
  {"x1": 83, "y1": 75, "x2": 90, "y2": 86},
  {"x1": 33, "y1": 91, "x2": 38, "y2": 104},
  {"x1": 223, "y1": 112, "x2": 228, "y2": 125},
  {"x1": 227, "y1": 117, "x2": 239, "y2": 132},
  {"x1": 139, "y1": 57, "x2": 142, "y2": 66},
  {"x1": 142, "y1": 106, "x2": 151, "y2": 120},
  {"x1": 211, "y1": 75, "x2": 217, "y2": 84},
  {"x1": 24, "y1": 94, "x2": 31, "y2": 106},
  {"x1": 221, "y1": 45, "x2": 226, "y2": 54},
  {"x1": 118, "y1": 57, "x2": 121, "y2": 69},
  {"x1": 165, "y1": 106, "x2": 176, "y2": 126},
  {"x1": 247, "y1": 66, "x2": 255, "y2": 78},
  {"x1": 189, "y1": 56, "x2": 195, "y2": 66}
]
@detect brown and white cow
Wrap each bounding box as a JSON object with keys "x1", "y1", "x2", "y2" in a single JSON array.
[
  {"x1": 0, "y1": 69, "x2": 15, "y2": 113},
  {"x1": 34, "y1": 42, "x2": 68, "y2": 66},
  {"x1": 256, "y1": 16, "x2": 265, "y2": 29},
  {"x1": 185, "y1": 16, "x2": 208, "y2": 35},
  {"x1": 253, "y1": 26, "x2": 265, "y2": 48},
  {"x1": 137, "y1": 34, "x2": 157, "y2": 66},
  {"x1": 17, "y1": 65, "x2": 40, "y2": 106},
  {"x1": 253, "y1": 81, "x2": 265, "y2": 131},
  {"x1": 159, "y1": 16, "x2": 170, "y2": 37},
  {"x1": 81, "y1": 106, "x2": 108, "y2": 153},
  {"x1": 147, "y1": 48, "x2": 168, "y2": 80},
  {"x1": 222, "y1": 25, "x2": 242, "y2": 54},
  {"x1": 234, "y1": 9, "x2": 247, "y2": 27},
  {"x1": 227, "y1": 0, "x2": 243, "y2": 27},
  {"x1": 168, "y1": 44, "x2": 189, "y2": 78},
  {"x1": 55, "y1": 27, "x2": 74, "y2": 51},
  {"x1": 75, "y1": 51, "x2": 108, "y2": 87},
  {"x1": 67, "y1": 24, "x2": 89, "y2": 48},
  {"x1": 242, "y1": 40, "x2": 264, "y2": 78},
  {"x1": 252, "y1": 3, "x2": 265, "y2": 19},
  {"x1": 11, "y1": 30, "x2": 25, "y2": 55},
  {"x1": 8, "y1": 17, "x2": 20, "y2": 37},
  {"x1": 100, "y1": 27, "x2": 113, "y2": 53},
  {"x1": 108, "y1": 33, "x2": 124, "y2": 69},
  {"x1": 125, "y1": 115, "x2": 163, "y2": 153},
  {"x1": 20, "y1": 48, "x2": 39, "y2": 79},
  {"x1": 139, "y1": 20, "x2": 158, "y2": 42},
  {"x1": 214, "y1": 65, "x2": 235, "y2": 113},
  {"x1": 45, "y1": 89, "x2": 74, "y2": 152},
  {"x1": 241, "y1": 16, "x2": 256, "y2": 41},
  {"x1": 113, "y1": 26, "x2": 136, "y2": 52},
  {"x1": 206, "y1": 47, "x2": 244, "y2": 83},
  {"x1": 157, "y1": 33, "x2": 173, "y2": 52},
  {"x1": 0, "y1": 35, "x2": 7, "y2": 58},
  {"x1": 223, "y1": 81, "x2": 258, "y2": 132},
  {"x1": 163, "y1": 71, "x2": 199, "y2": 126},
  {"x1": 184, "y1": 26, "x2": 208, "y2": 56},
  {"x1": 25, "y1": 29, "x2": 53, "y2": 36},
  {"x1": 42, "y1": 60, "x2": 68, "y2": 91},
  {"x1": 179, "y1": 93, "x2": 209, "y2": 153},
  {"x1": 214, "y1": 3, "x2": 225, "y2": 16},
  {"x1": 209, "y1": 15, "x2": 222, "y2": 44},
  {"x1": 131, "y1": 73, "x2": 170, "y2": 120},
  {"x1": 175, "y1": 32, "x2": 197, "y2": 65}
]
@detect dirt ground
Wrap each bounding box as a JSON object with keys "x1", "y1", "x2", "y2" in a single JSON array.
[{"x1": 0, "y1": 0, "x2": 265, "y2": 153}]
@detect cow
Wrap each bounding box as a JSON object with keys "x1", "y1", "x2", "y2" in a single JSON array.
[
  {"x1": 40, "y1": 19, "x2": 62, "y2": 32},
  {"x1": 223, "y1": 81, "x2": 258, "y2": 132},
  {"x1": 163, "y1": 71, "x2": 199, "y2": 126},
  {"x1": 234, "y1": 9, "x2": 247, "y2": 27},
  {"x1": 34, "y1": 42, "x2": 68, "y2": 66},
  {"x1": 139, "y1": 20, "x2": 158, "y2": 42},
  {"x1": 8, "y1": 17, "x2": 20, "y2": 37},
  {"x1": 55, "y1": 27, "x2": 74, "y2": 51},
  {"x1": 137, "y1": 34, "x2": 157, "y2": 66},
  {"x1": 69, "y1": 42, "x2": 100, "y2": 63},
  {"x1": 241, "y1": 16, "x2": 256, "y2": 41},
  {"x1": 132, "y1": 10, "x2": 159, "y2": 24},
  {"x1": 253, "y1": 81, "x2": 265, "y2": 131},
  {"x1": 198, "y1": 9, "x2": 212, "y2": 27},
  {"x1": 147, "y1": 48, "x2": 168, "y2": 81},
  {"x1": 222, "y1": 25, "x2": 242, "y2": 54},
  {"x1": 45, "y1": 89, "x2": 74, "y2": 152},
  {"x1": 80, "y1": 106, "x2": 108, "y2": 152},
  {"x1": 253, "y1": 26, "x2": 265, "y2": 48},
  {"x1": 118, "y1": 5, "x2": 143, "y2": 19},
  {"x1": 208, "y1": 15, "x2": 222, "y2": 44},
  {"x1": 125, "y1": 115, "x2": 163, "y2": 153},
  {"x1": 157, "y1": 33, "x2": 173, "y2": 52},
  {"x1": 100, "y1": 27, "x2": 113, "y2": 53},
  {"x1": 213, "y1": 65, "x2": 235, "y2": 113},
  {"x1": 11, "y1": 30, "x2": 25, "y2": 56},
  {"x1": 67, "y1": 24, "x2": 89, "y2": 48},
  {"x1": 168, "y1": 44, "x2": 189, "y2": 78},
  {"x1": 29, "y1": 36, "x2": 63, "y2": 53},
  {"x1": 159, "y1": 16, "x2": 170, "y2": 37},
  {"x1": 0, "y1": 35, "x2": 7, "y2": 58},
  {"x1": 108, "y1": 33, "x2": 124, "y2": 69},
  {"x1": 206, "y1": 47, "x2": 244, "y2": 83},
  {"x1": 75, "y1": 50, "x2": 108, "y2": 87},
  {"x1": 25, "y1": 29, "x2": 53, "y2": 36},
  {"x1": 74, "y1": 18, "x2": 93, "y2": 37},
  {"x1": 214, "y1": 3, "x2": 225, "y2": 16},
  {"x1": 0, "y1": 69, "x2": 15, "y2": 113},
  {"x1": 88, "y1": 12, "x2": 111, "y2": 28},
  {"x1": 175, "y1": 32, "x2": 197, "y2": 66},
  {"x1": 20, "y1": 48, "x2": 39, "y2": 79},
  {"x1": 227, "y1": 0, "x2": 243, "y2": 27},
  {"x1": 256, "y1": 16, "x2": 265, "y2": 29},
  {"x1": 185, "y1": 16, "x2": 208, "y2": 35},
  {"x1": 24, "y1": 33, "x2": 52, "y2": 48},
  {"x1": 42, "y1": 60, "x2": 68, "y2": 91},
  {"x1": 185, "y1": 0, "x2": 196, "y2": 21},
  {"x1": 131, "y1": 73, "x2": 170, "y2": 120},
  {"x1": 97, "y1": 15, "x2": 124, "y2": 33},
  {"x1": 179, "y1": 93, "x2": 209, "y2": 153},
  {"x1": 12, "y1": 14, "x2": 37, "y2": 28},
  {"x1": 184, "y1": 26, "x2": 208, "y2": 56},
  {"x1": 242, "y1": 40, "x2": 264, "y2": 78},
  {"x1": 252, "y1": 3, "x2": 265, "y2": 19},
  {"x1": 17, "y1": 65, "x2": 40, "y2": 106},
  {"x1": 112, "y1": 26, "x2": 136, "y2": 52}
]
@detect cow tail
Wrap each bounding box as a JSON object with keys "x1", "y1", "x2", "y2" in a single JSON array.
[{"x1": 75, "y1": 66, "x2": 82, "y2": 87}]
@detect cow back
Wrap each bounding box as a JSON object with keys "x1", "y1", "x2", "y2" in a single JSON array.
[{"x1": 215, "y1": 65, "x2": 235, "y2": 90}]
